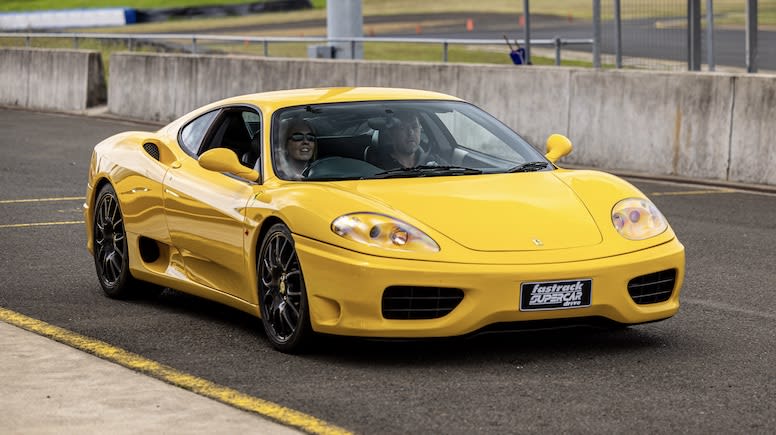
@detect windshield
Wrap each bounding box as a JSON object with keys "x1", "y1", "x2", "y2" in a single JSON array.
[{"x1": 271, "y1": 100, "x2": 550, "y2": 181}]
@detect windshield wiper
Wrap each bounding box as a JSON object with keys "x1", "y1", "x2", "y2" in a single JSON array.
[
  {"x1": 371, "y1": 165, "x2": 483, "y2": 179},
  {"x1": 506, "y1": 161, "x2": 550, "y2": 173}
]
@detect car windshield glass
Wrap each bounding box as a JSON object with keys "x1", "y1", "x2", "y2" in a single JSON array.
[{"x1": 271, "y1": 100, "x2": 550, "y2": 181}]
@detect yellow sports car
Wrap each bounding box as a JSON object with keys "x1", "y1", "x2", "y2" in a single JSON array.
[{"x1": 85, "y1": 87, "x2": 684, "y2": 352}]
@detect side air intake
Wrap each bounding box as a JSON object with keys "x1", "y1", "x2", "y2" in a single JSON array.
[{"x1": 143, "y1": 143, "x2": 160, "y2": 161}]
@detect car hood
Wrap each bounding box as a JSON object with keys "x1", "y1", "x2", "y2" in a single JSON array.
[{"x1": 351, "y1": 173, "x2": 603, "y2": 252}]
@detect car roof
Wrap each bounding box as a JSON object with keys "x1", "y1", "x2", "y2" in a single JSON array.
[{"x1": 211, "y1": 87, "x2": 462, "y2": 112}]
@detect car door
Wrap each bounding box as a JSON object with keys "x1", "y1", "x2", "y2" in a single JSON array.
[{"x1": 163, "y1": 106, "x2": 262, "y2": 301}]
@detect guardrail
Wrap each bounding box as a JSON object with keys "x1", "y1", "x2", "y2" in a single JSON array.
[{"x1": 0, "y1": 32, "x2": 594, "y2": 65}]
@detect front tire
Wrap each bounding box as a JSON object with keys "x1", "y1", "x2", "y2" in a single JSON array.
[
  {"x1": 93, "y1": 184, "x2": 138, "y2": 299},
  {"x1": 258, "y1": 223, "x2": 312, "y2": 353}
]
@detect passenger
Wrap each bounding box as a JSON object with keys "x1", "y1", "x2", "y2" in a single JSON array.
[
  {"x1": 372, "y1": 112, "x2": 439, "y2": 169},
  {"x1": 277, "y1": 117, "x2": 317, "y2": 179}
]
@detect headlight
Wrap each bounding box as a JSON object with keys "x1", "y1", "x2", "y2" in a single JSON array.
[
  {"x1": 611, "y1": 198, "x2": 668, "y2": 240},
  {"x1": 331, "y1": 213, "x2": 440, "y2": 252}
]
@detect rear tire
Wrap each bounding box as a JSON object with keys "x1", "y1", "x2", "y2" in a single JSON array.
[
  {"x1": 92, "y1": 184, "x2": 138, "y2": 299},
  {"x1": 257, "y1": 223, "x2": 312, "y2": 353}
]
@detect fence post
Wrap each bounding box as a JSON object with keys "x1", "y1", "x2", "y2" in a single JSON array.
[
  {"x1": 593, "y1": 0, "x2": 601, "y2": 68},
  {"x1": 522, "y1": 0, "x2": 531, "y2": 64},
  {"x1": 73, "y1": 36, "x2": 78, "y2": 49},
  {"x1": 688, "y1": 0, "x2": 701, "y2": 71},
  {"x1": 746, "y1": 0, "x2": 758, "y2": 73},
  {"x1": 25, "y1": 35, "x2": 31, "y2": 47},
  {"x1": 554, "y1": 37, "x2": 561, "y2": 65},
  {"x1": 443, "y1": 41, "x2": 448, "y2": 62},
  {"x1": 706, "y1": 0, "x2": 715, "y2": 71},
  {"x1": 192, "y1": 36, "x2": 197, "y2": 54},
  {"x1": 614, "y1": 0, "x2": 622, "y2": 68},
  {"x1": 263, "y1": 40, "x2": 269, "y2": 57}
]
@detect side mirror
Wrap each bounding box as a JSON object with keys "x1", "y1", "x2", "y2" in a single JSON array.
[
  {"x1": 199, "y1": 148, "x2": 259, "y2": 182},
  {"x1": 544, "y1": 134, "x2": 573, "y2": 164}
]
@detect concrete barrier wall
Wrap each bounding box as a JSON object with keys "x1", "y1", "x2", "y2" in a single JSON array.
[
  {"x1": 729, "y1": 76, "x2": 776, "y2": 186},
  {"x1": 567, "y1": 70, "x2": 735, "y2": 181},
  {"x1": 109, "y1": 53, "x2": 357, "y2": 121},
  {"x1": 0, "y1": 48, "x2": 105, "y2": 111},
  {"x1": 101, "y1": 52, "x2": 774, "y2": 186}
]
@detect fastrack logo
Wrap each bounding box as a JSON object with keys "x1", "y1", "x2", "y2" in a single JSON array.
[{"x1": 530, "y1": 281, "x2": 585, "y2": 295}]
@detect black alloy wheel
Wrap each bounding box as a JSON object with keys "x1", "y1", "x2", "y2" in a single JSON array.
[
  {"x1": 93, "y1": 184, "x2": 136, "y2": 298},
  {"x1": 258, "y1": 223, "x2": 312, "y2": 352}
]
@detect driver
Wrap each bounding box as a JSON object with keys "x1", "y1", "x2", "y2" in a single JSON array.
[{"x1": 372, "y1": 112, "x2": 439, "y2": 169}]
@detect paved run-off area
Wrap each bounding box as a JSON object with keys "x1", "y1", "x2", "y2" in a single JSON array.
[{"x1": 0, "y1": 108, "x2": 774, "y2": 433}]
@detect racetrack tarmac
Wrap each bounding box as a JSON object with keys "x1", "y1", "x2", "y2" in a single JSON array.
[{"x1": 0, "y1": 108, "x2": 774, "y2": 434}]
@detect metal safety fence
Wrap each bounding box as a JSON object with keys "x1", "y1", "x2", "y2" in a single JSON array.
[
  {"x1": 592, "y1": 0, "x2": 769, "y2": 73},
  {"x1": 0, "y1": 32, "x2": 593, "y2": 66}
]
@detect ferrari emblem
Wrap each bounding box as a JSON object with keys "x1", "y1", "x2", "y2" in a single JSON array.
[{"x1": 532, "y1": 239, "x2": 543, "y2": 246}]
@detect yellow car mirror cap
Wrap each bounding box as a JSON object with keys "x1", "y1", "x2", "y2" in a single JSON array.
[
  {"x1": 545, "y1": 134, "x2": 573, "y2": 164},
  {"x1": 199, "y1": 148, "x2": 259, "y2": 182}
]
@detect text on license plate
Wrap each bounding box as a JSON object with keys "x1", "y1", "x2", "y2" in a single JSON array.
[{"x1": 520, "y1": 279, "x2": 592, "y2": 311}]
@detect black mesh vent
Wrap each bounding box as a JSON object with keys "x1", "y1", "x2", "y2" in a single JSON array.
[
  {"x1": 628, "y1": 269, "x2": 677, "y2": 305},
  {"x1": 382, "y1": 286, "x2": 464, "y2": 320},
  {"x1": 143, "y1": 143, "x2": 160, "y2": 161}
]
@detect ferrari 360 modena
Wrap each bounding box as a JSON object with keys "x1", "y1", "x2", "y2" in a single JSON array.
[{"x1": 85, "y1": 87, "x2": 684, "y2": 352}]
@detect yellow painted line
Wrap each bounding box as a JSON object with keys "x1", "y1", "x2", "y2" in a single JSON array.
[
  {"x1": 0, "y1": 307, "x2": 352, "y2": 435},
  {"x1": 0, "y1": 220, "x2": 84, "y2": 229},
  {"x1": 651, "y1": 188, "x2": 736, "y2": 197},
  {"x1": 0, "y1": 196, "x2": 85, "y2": 204}
]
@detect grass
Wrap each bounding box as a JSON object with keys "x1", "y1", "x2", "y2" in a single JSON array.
[
  {"x1": 2, "y1": 34, "x2": 594, "y2": 81},
  {"x1": 0, "y1": 0, "x2": 264, "y2": 12},
  {"x1": 193, "y1": 39, "x2": 592, "y2": 67}
]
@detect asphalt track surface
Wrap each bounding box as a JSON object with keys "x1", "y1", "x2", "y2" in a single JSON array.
[
  {"x1": 1, "y1": 108, "x2": 774, "y2": 434},
  {"x1": 387, "y1": 13, "x2": 776, "y2": 71}
]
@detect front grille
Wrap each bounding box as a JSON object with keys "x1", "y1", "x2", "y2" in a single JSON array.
[
  {"x1": 143, "y1": 143, "x2": 160, "y2": 161},
  {"x1": 382, "y1": 286, "x2": 464, "y2": 320},
  {"x1": 628, "y1": 269, "x2": 677, "y2": 304}
]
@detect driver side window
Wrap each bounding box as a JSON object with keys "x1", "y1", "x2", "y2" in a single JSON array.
[
  {"x1": 200, "y1": 108, "x2": 261, "y2": 169},
  {"x1": 180, "y1": 110, "x2": 218, "y2": 155}
]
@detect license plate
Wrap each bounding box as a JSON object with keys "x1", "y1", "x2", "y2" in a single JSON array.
[{"x1": 520, "y1": 279, "x2": 592, "y2": 311}]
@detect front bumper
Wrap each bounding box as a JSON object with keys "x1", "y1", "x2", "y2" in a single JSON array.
[{"x1": 295, "y1": 236, "x2": 685, "y2": 338}]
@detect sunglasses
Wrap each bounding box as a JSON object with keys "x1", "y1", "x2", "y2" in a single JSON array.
[{"x1": 290, "y1": 133, "x2": 316, "y2": 141}]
